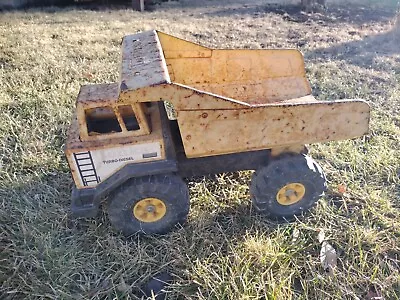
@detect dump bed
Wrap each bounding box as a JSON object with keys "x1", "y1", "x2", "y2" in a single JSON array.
[
  {"x1": 118, "y1": 30, "x2": 312, "y2": 107},
  {"x1": 158, "y1": 31, "x2": 312, "y2": 105},
  {"x1": 113, "y1": 30, "x2": 370, "y2": 158}
]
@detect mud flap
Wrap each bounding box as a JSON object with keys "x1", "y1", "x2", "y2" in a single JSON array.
[{"x1": 71, "y1": 187, "x2": 99, "y2": 218}]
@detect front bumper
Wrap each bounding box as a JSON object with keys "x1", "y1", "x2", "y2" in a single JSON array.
[{"x1": 71, "y1": 187, "x2": 99, "y2": 218}]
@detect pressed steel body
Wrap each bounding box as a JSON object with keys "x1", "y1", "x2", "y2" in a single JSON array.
[{"x1": 65, "y1": 30, "x2": 370, "y2": 205}]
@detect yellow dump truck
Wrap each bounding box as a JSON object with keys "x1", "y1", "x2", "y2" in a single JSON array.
[{"x1": 65, "y1": 30, "x2": 370, "y2": 235}]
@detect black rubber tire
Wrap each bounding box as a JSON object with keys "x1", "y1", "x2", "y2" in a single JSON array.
[
  {"x1": 250, "y1": 154, "x2": 326, "y2": 219},
  {"x1": 107, "y1": 174, "x2": 190, "y2": 236}
]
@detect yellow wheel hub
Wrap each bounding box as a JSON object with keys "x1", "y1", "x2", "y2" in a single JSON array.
[
  {"x1": 133, "y1": 198, "x2": 167, "y2": 223},
  {"x1": 276, "y1": 183, "x2": 306, "y2": 206}
]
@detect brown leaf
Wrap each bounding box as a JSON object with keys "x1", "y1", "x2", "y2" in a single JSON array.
[
  {"x1": 83, "y1": 72, "x2": 94, "y2": 79},
  {"x1": 338, "y1": 184, "x2": 347, "y2": 194}
]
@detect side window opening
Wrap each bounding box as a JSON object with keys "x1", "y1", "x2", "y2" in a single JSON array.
[
  {"x1": 118, "y1": 105, "x2": 140, "y2": 131},
  {"x1": 86, "y1": 107, "x2": 122, "y2": 135}
]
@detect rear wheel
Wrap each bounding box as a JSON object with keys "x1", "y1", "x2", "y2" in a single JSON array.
[
  {"x1": 250, "y1": 154, "x2": 326, "y2": 219},
  {"x1": 107, "y1": 174, "x2": 190, "y2": 235}
]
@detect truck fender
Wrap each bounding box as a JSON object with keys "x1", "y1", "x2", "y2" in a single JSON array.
[{"x1": 71, "y1": 159, "x2": 178, "y2": 218}]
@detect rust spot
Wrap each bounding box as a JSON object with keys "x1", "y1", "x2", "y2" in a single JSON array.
[
  {"x1": 201, "y1": 112, "x2": 208, "y2": 118},
  {"x1": 184, "y1": 91, "x2": 195, "y2": 99},
  {"x1": 186, "y1": 135, "x2": 191, "y2": 140}
]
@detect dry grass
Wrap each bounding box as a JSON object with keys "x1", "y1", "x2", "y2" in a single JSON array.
[
  {"x1": 0, "y1": 0, "x2": 399, "y2": 299},
  {"x1": 395, "y1": 11, "x2": 400, "y2": 36}
]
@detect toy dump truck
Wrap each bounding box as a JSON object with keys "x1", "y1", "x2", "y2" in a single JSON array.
[{"x1": 65, "y1": 30, "x2": 370, "y2": 235}]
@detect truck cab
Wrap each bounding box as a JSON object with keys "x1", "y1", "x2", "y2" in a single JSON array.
[{"x1": 66, "y1": 83, "x2": 168, "y2": 189}]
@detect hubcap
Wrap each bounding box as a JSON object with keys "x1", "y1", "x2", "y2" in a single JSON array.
[
  {"x1": 133, "y1": 198, "x2": 167, "y2": 222},
  {"x1": 276, "y1": 183, "x2": 306, "y2": 206}
]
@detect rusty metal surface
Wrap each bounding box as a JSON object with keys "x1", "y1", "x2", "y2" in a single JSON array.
[
  {"x1": 119, "y1": 83, "x2": 249, "y2": 110},
  {"x1": 157, "y1": 31, "x2": 212, "y2": 59},
  {"x1": 176, "y1": 100, "x2": 370, "y2": 158},
  {"x1": 75, "y1": 83, "x2": 151, "y2": 141},
  {"x1": 66, "y1": 103, "x2": 164, "y2": 151},
  {"x1": 66, "y1": 105, "x2": 166, "y2": 189},
  {"x1": 164, "y1": 48, "x2": 311, "y2": 104},
  {"x1": 119, "y1": 31, "x2": 312, "y2": 105},
  {"x1": 120, "y1": 30, "x2": 170, "y2": 94},
  {"x1": 77, "y1": 83, "x2": 119, "y2": 106}
]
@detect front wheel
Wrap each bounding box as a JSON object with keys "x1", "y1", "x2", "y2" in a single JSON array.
[
  {"x1": 107, "y1": 174, "x2": 190, "y2": 236},
  {"x1": 250, "y1": 154, "x2": 326, "y2": 219}
]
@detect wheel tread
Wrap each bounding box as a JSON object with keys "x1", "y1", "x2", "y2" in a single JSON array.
[
  {"x1": 250, "y1": 154, "x2": 326, "y2": 219},
  {"x1": 107, "y1": 174, "x2": 190, "y2": 236}
]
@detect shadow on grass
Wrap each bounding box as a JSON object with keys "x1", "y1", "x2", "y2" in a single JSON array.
[
  {"x1": 2, "y1": 0, "x2": 396, "y2": 28},
  {"x1": 5, "y1": 170, "x2": 398, "y2": 298},
  {"x1": 305, "y1": 28, "x2": 400, "y2": 70},
  {"x1": 0, "y1": 170, "x2": 301, "y2": 298},
  {"x1": 200, "y1": 2, "x2": 396, "y2": 26}
]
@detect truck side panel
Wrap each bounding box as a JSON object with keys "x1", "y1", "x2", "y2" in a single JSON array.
[
  {"x1": 68, "y1": 142, "x2": 164, "y2": 188},
  {"x1": 176, "y1": 100, "x2": 370, "y2": 158}
]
